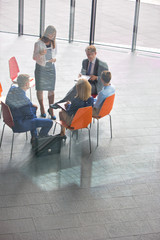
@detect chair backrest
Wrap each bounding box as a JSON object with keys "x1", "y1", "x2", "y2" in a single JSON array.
[
  {"x1": 70, "y1": 106, "x2": 92, "y2": 130},
  {"x1": 9, "y1": 56, "x2": 20, "y2": 81},
  {"x1": 1, "y1": 102, "x2": 14, "y2": 128},
  {"x1": 98, "y1": 94, "x2": 115, "y2": 118},
  {"x1": 0, "y1": 82, "x2": 2, "y2": 97}
]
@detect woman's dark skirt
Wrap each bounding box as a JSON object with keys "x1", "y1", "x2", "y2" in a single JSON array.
[{"x1": 35, "y1": 62, "x2": 56, "y2": 91}]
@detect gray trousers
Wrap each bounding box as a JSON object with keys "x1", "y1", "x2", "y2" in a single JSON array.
[
  {"x1": 57, "y1": 82, "x2": 97, "y2": 104},
  {"x1": 57, "y1": 85, "x2": 77, "y2": 103}
]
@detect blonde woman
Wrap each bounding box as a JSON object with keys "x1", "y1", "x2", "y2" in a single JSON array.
[
  {"x1": 59, "y1": 79, "x2": 94, "y2": 136},
  {"x1": 33, "y1": 25, "x2": 57, "y2": 120}
]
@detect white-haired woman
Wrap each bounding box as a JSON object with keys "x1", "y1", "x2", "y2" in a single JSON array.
[{"x1": 33, "y1": 25, "x2": 57, "y2": 120}]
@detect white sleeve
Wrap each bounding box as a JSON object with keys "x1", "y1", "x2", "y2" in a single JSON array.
[
  {"x1": 33, "y1": 41, "x2": 45, "y2": 62},
  {"x1": 52, "y1": 41, "x2": 57, "y2": 58}
]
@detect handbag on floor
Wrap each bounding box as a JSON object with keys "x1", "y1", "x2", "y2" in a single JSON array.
[{"x1": 34, "y1": 134, "x2": 65, "y2": 157}]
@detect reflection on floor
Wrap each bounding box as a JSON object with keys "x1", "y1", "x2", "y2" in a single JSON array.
[{"x1": 0, "y1": 32, "x2": 160, "y2": 240}]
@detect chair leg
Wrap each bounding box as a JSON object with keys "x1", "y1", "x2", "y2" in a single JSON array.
[
  {"x1": 69, "y1": 131, "x2": 72, "y2": 159},
  {"x1": 109, "y1": 115, "x2": 112, "y2": 138},
  {"x1": 76, "y1": 130, "x2": 78, "y2": 140},
  {"x1": 10, "y1": 133, "x2": 14, "y2": 160},
  {"x1": 29, "y1": 88, "x2": 32, "y2": 101},
  {"x1": 53, "y1": 122, "x2": 57, "y2": 135},
  {"x1": 0, "y1": 104, "x2": 2, "y2": 119},
  {"x1": 0, "y1": 123, "x2": 5, "y2": 147},
  {"x1": 88, "y1": 127, "x2": 91, "y2": 153},
  {"x1": 26, "y1": 132, "x2": 28, "y2": 140},
  {"x1": 97, "y1": 119, "x2": 99, "y2": 147}
]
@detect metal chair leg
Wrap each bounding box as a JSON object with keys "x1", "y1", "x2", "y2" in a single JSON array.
[
  {"x1": 26, "y1": 132, "x2": 28, "y2": 140},
  {"x1": 109, "y1": 115, "x2": 112, "y2": 138},
  {"x1": 29, "y1": 88, "x2": 32, "y2": 101},
  {"x1": 53, "y1": 122, "x2": 57, "y2": 135},
  {"x1": 69, "y1": 131, "x2": 72, "y2": 159},
  {"x1": 76, "y1": 130, "x2": 78, "y2": 140},
  {"x1": 10, "y1": 133, "x2": 14, "y2": 160},
  {"x1": 0, "y1": 123, "x2": 5, "y2": 147},
  {"x1": 88, "y1": 127, "x2": 91, "y2": 153},
  {"x1": 0, "y1": 104, "x2": 2, "y2": 119},
  {"x1": 97, "y1": 119, "x2": 99, "y2": 147}
]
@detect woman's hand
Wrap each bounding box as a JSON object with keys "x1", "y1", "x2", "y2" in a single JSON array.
[
  {"x1": 32, "y1": 104, "x2": 38, "y2": 110},
  {"x1": 78, "y1": 73, "x2": 82, "y2": 78},
  {"x1": 65, "y1": 101, "x2": 71, "y2": 108},
  {"x1": 48, "y1": 58, "x2": 56, "y2": 63},
  {"x1": 89, "y1": 75, "x2": 98, "y2": 81}
]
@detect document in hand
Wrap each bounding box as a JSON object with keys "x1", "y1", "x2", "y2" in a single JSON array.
[
  {"x1": 74, "y1": 75, "x2": 90, "y2": 82},
  {"x1": 57, "y1": 102, "x2": 67, "y2": 111},
  {"x1": 80, "y1": 75, "x2": 91, "y2": 80}
]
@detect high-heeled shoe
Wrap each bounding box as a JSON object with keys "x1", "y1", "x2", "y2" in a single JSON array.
[
  {"x1": 48, "y1": 109, "x2": 56, "y2": 120},
  {"x1": 41, "y1": 113, "x2": 46, "y2": 118}
]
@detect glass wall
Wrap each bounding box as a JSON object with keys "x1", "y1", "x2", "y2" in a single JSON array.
[
  {"x1": 0, "y1": 0, "x2": 18, "y2": 33},
  {"x1": 45, "y1": 0, "x2": 70, "y2": 39},
  {"x1": 95, "y1": 0, "x2": 135, "y2": 48},
  {"x1": 0, "y1": 0, "x2": 159, "y2": 53},
  {"x1": 24, "y1": 0, "x2": 40, "y2": 36},
  {"x1": 73, "y1": 0, "x2": 92, "y2": 42},
  {"x1": 137, "y1": 0, "x2": 160, "y2": 52},
  {"x1": 45, "y1": 0, "x2": 92, "y2": 41}
]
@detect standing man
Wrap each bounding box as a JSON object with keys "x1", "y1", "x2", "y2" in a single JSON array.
[
  {"x1": 6, "y1": 74, "x2": 53, "y2": 144},
  {"x1": 51, "y1": 45, "x2": 108, "y2": 109}
]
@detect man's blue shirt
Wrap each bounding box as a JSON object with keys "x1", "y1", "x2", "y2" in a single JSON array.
[{"x1": 94, "y1": 84, "x2": 115, "y2": 109}]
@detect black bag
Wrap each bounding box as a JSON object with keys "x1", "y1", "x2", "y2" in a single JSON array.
[{"x1": 34, "y1": 134, "x2": 65, "y2": 157}]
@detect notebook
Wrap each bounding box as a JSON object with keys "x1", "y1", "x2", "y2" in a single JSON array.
[{"x1": 57, "y1": 102, "x2": 67, "y2": 111}]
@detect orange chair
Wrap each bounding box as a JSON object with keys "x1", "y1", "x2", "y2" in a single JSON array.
[
  {"x1": 9, "y1": 56, "x2": 20, "y2": 83},
  {"x1": 0, "y1": 82, "x2": 2, "y2": 97},
  {"x1": 0, "y1": 102, "x2": 28, "y2": 160},
  {"x1": 92, "y1": 94, "x2": 115, "y2": 146},
  {"x1": 9, "y1": 56, "x2": 35, "y2": 101},
  {"x1": 0, "y1": 82, "x2": 6, "y2": 119},
  {"x1": 53, "y1": 106, "x2": 92, "y2": 158}
]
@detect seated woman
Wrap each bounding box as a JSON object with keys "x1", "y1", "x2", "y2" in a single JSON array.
[{"x1": 59, "y1": 78, "x2": 94, "y2": 136}]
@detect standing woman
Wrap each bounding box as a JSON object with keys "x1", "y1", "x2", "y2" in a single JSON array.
[{"x1": 33, "y1": 25, "x2": 57, "y2": 120}]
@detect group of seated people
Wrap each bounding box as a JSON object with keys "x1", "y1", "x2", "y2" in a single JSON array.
[{"x1": 5, "y1": 45, "x2": 115, "y2": 145}]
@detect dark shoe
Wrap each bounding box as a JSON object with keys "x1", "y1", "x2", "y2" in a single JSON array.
[
  {"x1": 50, "y1": 103, "x2": 60, "y2": 109},
  {"x1": 41, "y1": 113, "x2": 46, "y2": 118},
  {"x1": 57, "y1": 133, "x2": 67, "y2": 140},
  {"x1": 48, "y1": 109, "x2": 56, "y2": 120},
  {"x1": 30, "y1": 137, "x2": 34, "y2": 144},
  {"x1": 30, "y1": 137, "x2": 36, "y2": 148},
  {"x1": 51, "y1": 115, "x2": 56, "y2": 120},
  {"x1": 62, "y1": 135, "x2": 67, "y2": 140}
]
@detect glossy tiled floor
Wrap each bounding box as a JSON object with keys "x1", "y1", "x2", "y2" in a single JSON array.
[{"x1": 0, "y1": 31, "x2": 160, "y2": 240}]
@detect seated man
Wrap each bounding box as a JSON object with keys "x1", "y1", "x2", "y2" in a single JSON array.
[
  {"x1": 93, "y1": 70, "x2": 115, "y2": 116},
  {"x1": 6, "y1": 74, "x2": 53, "y2": 144},
  {"x1": 51, "y1": 45, "x2": 109, "y2": 109}
]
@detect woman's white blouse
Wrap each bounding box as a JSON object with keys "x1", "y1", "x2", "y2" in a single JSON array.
[{"x1": 33, "y1": 40, "x2": 57, "y2": 66}]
